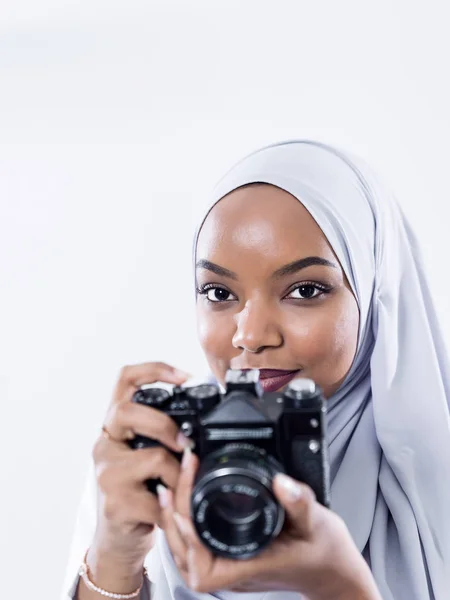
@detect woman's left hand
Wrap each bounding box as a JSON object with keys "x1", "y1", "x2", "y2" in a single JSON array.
[{"x1": 158, "y1": 448, "x2": 379, "y2": 599}]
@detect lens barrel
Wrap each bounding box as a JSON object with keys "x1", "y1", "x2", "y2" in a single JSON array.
[{"x1": 191, "y1": 444, "x2": 285, "y2": 559}]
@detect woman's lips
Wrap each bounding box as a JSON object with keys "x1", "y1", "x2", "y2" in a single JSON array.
[{"x1": 257, "y1": 369, "x2": 301, "y2": 393}]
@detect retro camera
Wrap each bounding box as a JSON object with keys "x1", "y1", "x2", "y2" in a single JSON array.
[{"x1": 129, "y1": 369, "x2": 330, "y2": 559}]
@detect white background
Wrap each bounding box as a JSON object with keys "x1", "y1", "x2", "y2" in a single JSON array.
[{"x1": 1, "y1": 1, "x2": 449, "y2": 598}]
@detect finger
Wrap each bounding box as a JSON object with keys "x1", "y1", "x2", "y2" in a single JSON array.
[
  {"x1": 172, "y1": 513, "x2": 212, "y2": 590},
  {"x1": 92, "y1": 434, "x2": 130, "y2": 466},
  {"x1": 272, "y1": 474, "x2": 316, "y2": 539},
  {"x1": 96, "y1": 447, "x2": 181, "y2": 501},
  {"x1": 174, "y1": 447, "x2": 199, "y2": 517},
  {"x1": 171, "y1": 450, "x2": 261, "y2": 592},
  {"x1": 173, "y1": 513, "x2": 257, "y2": 593},
  {"x1": 100, "y1": 486, "x2": 162, "y2": 528},
  {"x1": 103, "y1": 401, "x2": 193, "y2": 452},
  {"x1": 157, "y1": 486, "x2": 189, "y2": 572},
  {"x1": 126, "y1": 446, "x2": 182, "y2": 490},
  {"x1": 113, "y1": 362, "x2": 191, "y2": 405},
  {"x1": 170, "y1": 448, "x2": 202, "y2": 582}
]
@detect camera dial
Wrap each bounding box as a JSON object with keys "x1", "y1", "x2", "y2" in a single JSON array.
[
  {"x1": 132, "y1": 388, "x2": 170, "y2": 407},
  {"x1": 283, "y1": 378, "x2": 322, "y2": 408},
  {"x1": 186, "y1": 384, "x2": 221, "y2": 412}
]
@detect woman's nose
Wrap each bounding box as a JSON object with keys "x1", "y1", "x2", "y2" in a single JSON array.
[{"x1": 232, "y1": 301, "x2": 283, "y2": 353}]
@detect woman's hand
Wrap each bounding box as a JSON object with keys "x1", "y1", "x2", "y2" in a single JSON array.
[
  {"x1": 159, "y1": 450, "x2": 382, "y2": 600},
  {"x1": 90, "y1": 362, "x2": 192, "y2": 567}
]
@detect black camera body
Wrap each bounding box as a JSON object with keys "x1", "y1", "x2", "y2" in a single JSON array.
[{"x1": 129, "y1": 369, "x2": 330, "y2": 559}]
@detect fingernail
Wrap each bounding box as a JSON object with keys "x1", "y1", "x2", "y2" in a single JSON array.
[
  {"x1": 176, "y1": 432, "x2": 195, "y2": 450},
  {"x1": 156, "y1": 484, "x2": 169, "y2": 508},
  {"x1": 187, "y1": 546, "x2": 198, "y2": 590},
  {"x1": 181, "y1": 446, "x2": 193, "y2": 470},
  {"x1": 173, "y1": 512, "x2": 189, "y2": 537},
  {"x1": 276, "y1": 473, "x2": 303, "y2": 501},
  {"x1": 173, "y1": 554, "x2": 182, "y2": 568},
  {"x1": 174, "y1": 368, "x2": 191, "y2": 380}
]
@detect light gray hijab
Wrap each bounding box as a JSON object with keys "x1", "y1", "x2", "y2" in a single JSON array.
[{"x1": 150, "y1": 140, "x2": 450, "y2": 600}]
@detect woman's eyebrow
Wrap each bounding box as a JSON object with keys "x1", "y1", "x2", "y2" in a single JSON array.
[
  {"x1": 272, "y1": 256, "x2": 338, "y2": 278},
  {"x1": 195, "y1": 256, "x2": 337, "y2": 281},
  {"x1": 196, "y1": 259, "x2": 238, "y2": 280}
]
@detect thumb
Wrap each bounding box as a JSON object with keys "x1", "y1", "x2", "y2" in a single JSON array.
[{"x1": 273, "y1": 473, "x2": 316, "y2": 539}]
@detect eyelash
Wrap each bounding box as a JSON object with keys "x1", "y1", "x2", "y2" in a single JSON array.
[{"x1": 196, "y1": 281, "x2": 332, "y2": 303}]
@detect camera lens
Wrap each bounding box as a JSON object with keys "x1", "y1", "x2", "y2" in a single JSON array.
[
  {"x1": 213, "y1": 492, "x2": 262, "y2": 525},
  {"x1": 191, "y1": 444, "x2": 285, "y2": 559}
]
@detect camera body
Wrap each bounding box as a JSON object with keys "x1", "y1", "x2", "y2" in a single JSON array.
[{"x1": 129, "y1": 369, "x2": 330, "y2": 559}]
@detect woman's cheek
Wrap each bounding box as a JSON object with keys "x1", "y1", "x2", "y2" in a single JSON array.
[
  {"x1": 196, "y1": 306, "x2": 234, "y2": 372},
  {"x1": 330, "y1": 297, "x2": 360, "y2": 368},
  {"x1": 288, "y1": 303, "x2": 358, "y2": 396}
]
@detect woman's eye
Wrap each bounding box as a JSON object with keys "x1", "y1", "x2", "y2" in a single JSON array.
[
  {"x1": 197, "y1": 283, "x2": 329, "y2": 303},
  {"x1": 204, "y1": 287, "x2": 236, "y2": 302},
  {"x1": 286, "y1": 284, "x2": 327, "y2": 300}
]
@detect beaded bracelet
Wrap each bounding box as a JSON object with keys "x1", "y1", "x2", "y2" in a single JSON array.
[{"x1": 79, "y1": 549, "x2": 149, "y2": 599}]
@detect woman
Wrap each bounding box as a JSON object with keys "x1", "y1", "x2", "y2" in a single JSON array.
[{"x1": 62, "y1": 140, "x2": 450, "y2": 600}]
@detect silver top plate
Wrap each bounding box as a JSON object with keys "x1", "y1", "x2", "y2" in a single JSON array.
[
  {"x1": 287, "y1": 378, "x2": 316, "y2": 395},
  {"x1": 225, "y1": 368, "x2": 260, "y2": 384}
]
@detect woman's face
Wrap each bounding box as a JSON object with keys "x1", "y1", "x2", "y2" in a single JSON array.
[{"x1": 195, "y1": 184, "x2": 359, "y2": 399}]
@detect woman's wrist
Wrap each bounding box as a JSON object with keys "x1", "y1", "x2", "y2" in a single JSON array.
[
  {"x1": 85, "y1": 542, "x2": 146, "y2": 595},
  {"x1": 303, "y1": 551, "x2": 382, "y2": 600},
  {"x1": 318, "y1": 561, "x2": 382, "y2": 600},
  {"x1": 333, "y1": 578, "x2": 383, "y2": 600}
]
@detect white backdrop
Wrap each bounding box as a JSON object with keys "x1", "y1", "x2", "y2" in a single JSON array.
[{"x1": 1, "y1": 1, "x2": 449, "y2": 598}]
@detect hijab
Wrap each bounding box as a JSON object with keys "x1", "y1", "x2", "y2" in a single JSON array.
[{"x1": 150, "y1": 139, "x2": 450, "y2": 600}]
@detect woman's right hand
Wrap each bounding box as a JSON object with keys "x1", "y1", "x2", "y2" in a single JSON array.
[{"x1": 90, "y1": 362, "x2": 193, "y2": 568}]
